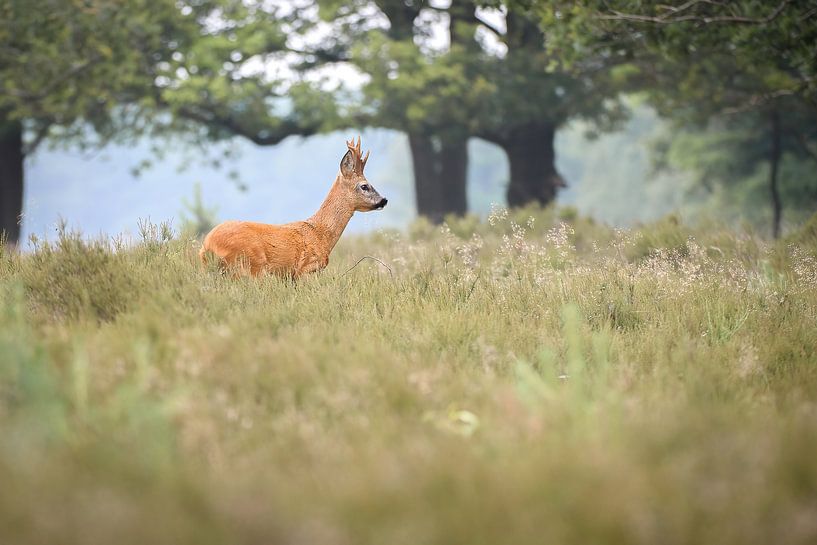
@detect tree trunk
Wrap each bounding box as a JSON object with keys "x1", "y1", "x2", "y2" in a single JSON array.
[
  {"x1": 500, "y1": 124, "x2": 565, "y2": 208},
  {"x1": 408, "y1": 133, "x2": 468, "y2": 223},
  {"x1": 409, "y1": 134, "x2": 445, "y2": 223},
  {"x1": 769, "y1": 111, "x2": 782, "y2": 239},
  {"x1": 0, "y1": 119, "x2": 24, "y2": 246},
  {"x1": 439, "y1": 139, "x2": 468, "y2": 216}
]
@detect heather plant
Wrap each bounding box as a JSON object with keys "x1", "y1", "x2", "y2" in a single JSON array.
[{"x1": 1, "y1": 210, "x2": 816, "y2": 545}]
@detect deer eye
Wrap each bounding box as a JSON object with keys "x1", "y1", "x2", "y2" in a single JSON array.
[{"x1": 360, "y1": 184, "x2": 370, "y2": 191}]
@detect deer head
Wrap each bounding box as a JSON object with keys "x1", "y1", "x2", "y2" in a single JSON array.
[{"x1": 339, "y1": 136, "x2": 387, "y2": 212}]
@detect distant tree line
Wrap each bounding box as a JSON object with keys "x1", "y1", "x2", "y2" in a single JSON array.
[{"x1": 1, "y1": 0, "x2": 815, "y2": 244}]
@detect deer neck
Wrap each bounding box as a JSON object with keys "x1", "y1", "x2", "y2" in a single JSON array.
[{"x1": 308, "y1": 176, "x2": 355, "y2": 253}]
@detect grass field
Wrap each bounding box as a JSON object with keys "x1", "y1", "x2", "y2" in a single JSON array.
[{"x1": 2, "y1": 207, "x2": 817, "y2": 545}]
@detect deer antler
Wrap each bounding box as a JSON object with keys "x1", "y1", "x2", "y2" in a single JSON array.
[{"x1": 345, "y1": 135, "x2": 370, "y2": 173}]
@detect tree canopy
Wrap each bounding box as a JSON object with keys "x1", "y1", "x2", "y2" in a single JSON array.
[
  {"x1": 0, "y1": 0, "x2": 333, "y2": 244},
  {"x1": 312, "y1": 0, "x2": 629, "y2": 217},
  {"x1": 533, "y1": 0, "x2": 817, "y2": 236},
  {"x1": 2, "y1": 0, "x2": 814, "y2": 243}
]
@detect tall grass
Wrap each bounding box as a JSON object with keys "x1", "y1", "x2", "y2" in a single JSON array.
[{"x1": 1, "y1": 208, "x2": 816, "y2": 545}]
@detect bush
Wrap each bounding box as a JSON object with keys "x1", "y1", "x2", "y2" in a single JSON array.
[{"x1": 21, "y1": 228, "x2": 142, "y2": 321}]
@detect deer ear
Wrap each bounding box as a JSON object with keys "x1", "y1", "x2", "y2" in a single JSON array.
[{"x1": 340, "y1": 150, "x2": 356, "y2": 177}]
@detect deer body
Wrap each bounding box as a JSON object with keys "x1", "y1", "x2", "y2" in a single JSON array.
[{"x1": 200, "y1": 137, "x2": 386, "y2": 278}]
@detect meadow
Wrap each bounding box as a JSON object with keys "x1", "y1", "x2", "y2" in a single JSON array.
[{"x1": 1, "y1": 208, "x2": 816, "y2": 545}]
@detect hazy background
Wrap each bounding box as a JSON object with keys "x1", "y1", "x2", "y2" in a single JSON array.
[
  {"x1": 23, "y1": 105, "x2": 682, "y2": 242},
  {"x1": 4, "y1": 0, "x2": 814, "y2": 247}
]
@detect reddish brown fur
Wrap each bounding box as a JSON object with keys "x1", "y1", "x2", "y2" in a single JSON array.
[{"x1": 199, "y1": 137, "x2": 386, "y2": 278}]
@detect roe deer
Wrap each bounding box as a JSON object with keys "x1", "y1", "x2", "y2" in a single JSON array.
[{"x1": 199, "y1": 136, "x2": 387, "y2": 278}]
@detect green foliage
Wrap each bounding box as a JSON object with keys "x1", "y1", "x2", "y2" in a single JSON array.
[
  {"x1": 649, "y1": 113, "x2": 817, "y2": 232},
  {"x1": 1, "y1": 0, "x2": 182, "y2": 138},
  {"x1": 320, "y1": 1, "x2": 626, "y2": 139},
  {"x1": 531, "y1": 0, "x2": 817, "y2": 235},
  {"x1": 0, "y1": 0, "x2": 332, "y2": 150},
  {"x1": 2, "y1": 213, "x2": 817, "y2": 543},
  {"x1": 537, "y1": 0, "x2": 817, "y2": 110},
  {"x1": 557, "y1": 102, "x2": 694, "y2": 225},
  {"x1": 179, "y1": 183, "x2": 219, "y2": 238}
]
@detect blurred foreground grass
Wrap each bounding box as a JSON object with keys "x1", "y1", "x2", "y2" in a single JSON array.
[{"x1": 2, "y1": 208, "x2": 817, "y2": 545}]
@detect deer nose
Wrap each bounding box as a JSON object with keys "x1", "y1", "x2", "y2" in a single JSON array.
[{"x1": 376, "y1": 198, "x2": 388, "y2": 209}]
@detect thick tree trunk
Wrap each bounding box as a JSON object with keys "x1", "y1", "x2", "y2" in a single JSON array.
[
  {"x1": 500, "y1": 124, "x2": 565, "y2": 208},
  {"x1": 0, "y1": 119, "x2": 24, "y2": 246},
  {"x1": 439, "y1": 139, "x2": 468, "y2": 216},
  {"x1": 408, "y1": 133, "x2": 468, "y2": 223},
  {"x1": 377, "y1": 2, "x2": 471, "y2": 222},
  {"x1": 769, "y1": 111, "x2": 782, "y2": 239},
  {"x1": 409, "y1": 134, "x2": 445, "y2": 223}
]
